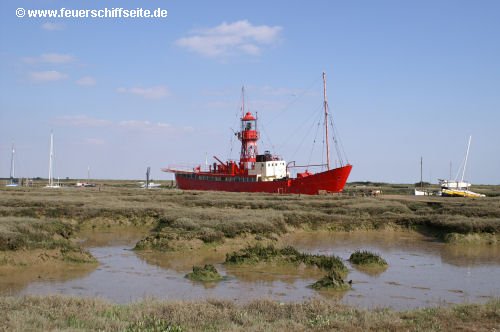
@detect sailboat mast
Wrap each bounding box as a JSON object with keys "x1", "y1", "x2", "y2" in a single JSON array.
[
  {"x1": 323, "y1": 72, "x2": 330, "y2": 171},
  {"x1": 420, "y1": 156, "x2": 423, "y2": 189},
  {"x1": 9, "y1": 143, "x2": 15, "y2": 179},
  {"x1": 48, "y1": 131, "x2": 53, "y2": 186},
  {"x1": 461, "y1": 136, "x2": 472, "y2": 183}
]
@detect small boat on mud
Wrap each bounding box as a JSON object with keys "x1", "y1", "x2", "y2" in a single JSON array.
[{"x1": 439, "y1": 136, "x2": 485, "y2": 198}]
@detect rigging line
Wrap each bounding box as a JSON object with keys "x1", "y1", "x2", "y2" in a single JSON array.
[
  {"x1": 266, "y1": 76, "x2": 322, "y2": 125},
  {"x1": 259, "y1": 119, "x2": 276, "y2": 153},
  {"x1": 290, "y1": 109, "x2": 323, "y2": 162},
  {"x1": 327, "y1": 99, "x2": 350, "y2": 165},
  {"x1": 334, "y1": 121, "x2": 349, "y2": 164},
  {"x1": 307, "y1": 117, "x2": 322, "y2": 166},
  {"x1": 328, "y1": 115, "x2": 345, "y2": 166},
  {"x1": 321, "y1": 122, "x2": 325, "y2": 172},
  {"x1": 275, "y1": 101, "x2": 324, "y2": 151},
  {"x1": 227, "y1": 87, "x2": 246, "y2": 160}
]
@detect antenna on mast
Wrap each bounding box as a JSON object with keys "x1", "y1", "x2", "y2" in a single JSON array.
[
  {"x1": 241, "y1": 86, "x2": 245, "y2": 118},
  {"x1": 323, "y1": 72, "x2": 330, "y2": 171}
]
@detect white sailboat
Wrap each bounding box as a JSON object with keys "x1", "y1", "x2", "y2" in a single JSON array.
[
  {"x1": 414, "y1": 156, "x2": 431, "y2": 196},
  {"x1": 439, "y1": 136, "x2": 484, "y2": 197},
  {"x1": 46, "y1": 131, "x2": 61, "y2": 188},
  {"x1": 6, "y1": 143, "x2": 19, "y2": 187}
]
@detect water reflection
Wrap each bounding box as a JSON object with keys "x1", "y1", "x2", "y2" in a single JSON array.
[
  {"x1": 284, "y1": 230, "x2": 500, "y2": 309},
  {"x1": 0, "y1": 257, "x2": 95, "y2": 296}
]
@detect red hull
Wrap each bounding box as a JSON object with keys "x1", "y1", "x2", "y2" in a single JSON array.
[{"x1": 173, "y1": 165, "x2": 352, "y2": 195}]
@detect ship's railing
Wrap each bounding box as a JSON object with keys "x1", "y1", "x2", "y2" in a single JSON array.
[{"x1": 162, "y1": 164, "x2": 210, "y2": 173}]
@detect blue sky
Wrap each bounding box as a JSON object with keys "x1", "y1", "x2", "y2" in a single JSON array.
[{"x1": 1, "y1": 0, "x2": 499, "y2": 183}]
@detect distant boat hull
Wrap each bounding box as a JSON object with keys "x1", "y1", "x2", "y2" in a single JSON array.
[
  {"x1": 173, "y1": 165, "x2": 352, "y2": 195},
  {"x1": 441, "y1": 188, "x2": 485, "y2": 198}
]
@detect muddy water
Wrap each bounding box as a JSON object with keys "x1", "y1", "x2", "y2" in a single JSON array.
[
  {"x1": 4, "y1": 229, "x2": 500, "y2": 309},
  {"x1": 284, "y1": 231, "x2": 500, "y2": 309}
]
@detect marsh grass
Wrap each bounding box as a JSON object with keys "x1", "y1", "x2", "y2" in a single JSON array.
[
  {"x1": 349, "y1": 250, "x2": 388, "y2": 267},
  {"x1": 0, "y1": 295, "x2": 498, "y2": 331},
  {"x1": 311, "y1": 269, "x2": 351, "y2": 290},
  {"x1": 185, "y1": 264, "x2": 223, "y2": 282},
  {"x1": 225, "y1": 244, "x2": 348, "y2": 275},
  {"x1": 1, "y1": 185, "x2": 499, "y2": 257},
  {"x1": 0, "y1": 217, "x2": 95, "y2": 264}
]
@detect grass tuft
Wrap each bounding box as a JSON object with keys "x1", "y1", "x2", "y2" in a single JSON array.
[
  {"x1": 349, "y1": 250, "x2": 388, "y2": 267},
  {"x1": 225, "y1": 244, "x2": 348, "y2": 274},
  {"x1": 185, "y1": 264, "x2": 223, "y2": 282},
  {"x1": 311, "y1": 269, "x2": 351, "y2": 290}
]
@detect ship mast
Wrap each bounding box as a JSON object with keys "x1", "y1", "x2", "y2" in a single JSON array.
[
  {"x1": 323, "y1": 72, "x2": 330, "y2": 171},
  {"x1": 241, "y1": 86, "x2": 245, "y2": 117},
  {"x1": 9, "y1": 143, "x2": 15, "y2": 180}
]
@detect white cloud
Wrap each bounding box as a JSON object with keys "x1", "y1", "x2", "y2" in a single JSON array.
[
  {"x1": 24, "y1": 53, "x2": 76, "y2": 64},
  {"x1": 119, "y1": 120, "x2": 171, "y2": 131},
  {"x1": 116, "y1": 86, "x2": 170, "y2": 100},
  {"x1": 52, "y1": 115, "x2": 111, "y2": 127},
  {"x1": 118, "y1": 120, "x2": 193, "y2": 134},
  {"x1": 29, "y1": 70, "x2": 68, "y2": 82},
  {"x1": 76, "y1": 76, "x2": 96, "y2": 86},
  {"x1": 176, "y1": 20, "x2": 282, "y2": 58},
  {"x1": 51, "y1": 115, "x2": 192, "y2": 136},
  {"x1": 41, "y1": 22, "x2": 65, "y2": 31}
]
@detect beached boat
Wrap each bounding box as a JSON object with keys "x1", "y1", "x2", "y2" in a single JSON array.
[
  {"x1": 439, "y1": 136, "x2": 485, "y2": 197},
  {"x1": 162, "y1": 73, "x2": 352, "y2": 194}
]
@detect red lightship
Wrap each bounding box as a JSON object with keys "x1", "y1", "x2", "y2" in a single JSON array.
[{"x1": 162, "y1": 73, "x2": 352, "y2": 195}]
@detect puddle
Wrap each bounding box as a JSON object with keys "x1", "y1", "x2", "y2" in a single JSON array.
[{"x1": 2, "y1": 229, "x2": 500, "y2": 309}]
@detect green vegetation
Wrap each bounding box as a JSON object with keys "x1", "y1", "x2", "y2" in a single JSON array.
[
  {"x1": 349, "y1": 250, "x2": 388, "y2": 267},
  {"x1": 185, "y1": 264, "x2": 223, "y2": 282},
  {"x1": 225, "y1": 244, "x2": 348, "y2": 275},
  {"x1": 0, "y1": 184, "x2": 498, "y2": 270},
  {"x1": 311, "y1": 269, "x2": 350, "y2": 290},
  {"x1": 0, "y1": 295, "x2": 498, "y2": 331},
  {"x1": 1, "y1": 184, "x2": 499, "y2": 263},
  {"x1": 0, "y1": 217, "x2": 95, "y2": 265},
  {"x1": 225, "y1": 245, "x2": 351, "y2": 291}
]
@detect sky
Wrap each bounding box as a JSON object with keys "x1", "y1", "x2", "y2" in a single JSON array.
[{"x1": 1, "y1": 0, "x2": 499, "y2": 184}]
